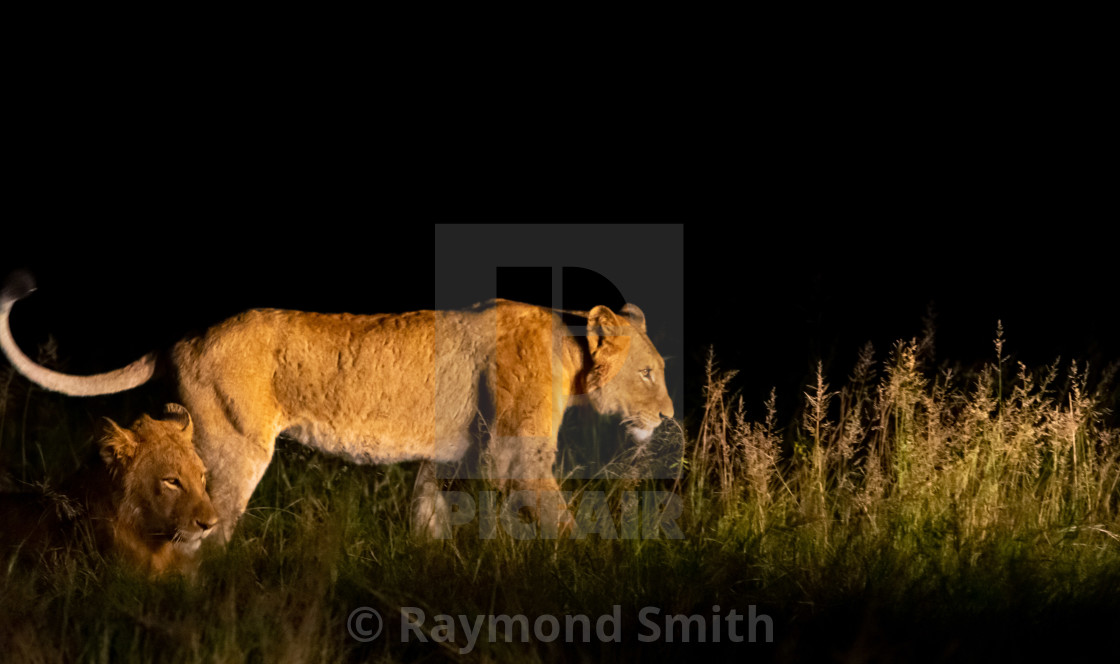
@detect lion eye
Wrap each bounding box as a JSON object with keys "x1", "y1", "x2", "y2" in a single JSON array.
[
  {"x1": 163, "y1": 477, "x2": 182, "y2": 489},
  {"x1": 640, "y1": 368, "x2": 653, "y2": 381}
]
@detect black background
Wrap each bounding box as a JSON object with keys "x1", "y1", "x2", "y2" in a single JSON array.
[{"x1": 4, "y1": 29, "x2": 1115, "y2": 431}]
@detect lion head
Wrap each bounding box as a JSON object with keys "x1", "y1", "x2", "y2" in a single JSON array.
[
  {"x1": 99, "y1": 403, "x2": 219, "y2": 568},
  {"x1": 583, "y1": 304, "x2": 675, "y2": 443}
]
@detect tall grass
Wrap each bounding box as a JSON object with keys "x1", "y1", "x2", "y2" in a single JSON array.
[
  {"x1": 691, "y1": 325, "x2": 1119, "y2": 549},
  {"x1": 1, "y1": 324, "x2": 1118, "y2": 662}
]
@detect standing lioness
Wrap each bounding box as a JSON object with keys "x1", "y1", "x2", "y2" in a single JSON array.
[{"x1": 0, "y1": 272, "x2": 674, "y2": 541}]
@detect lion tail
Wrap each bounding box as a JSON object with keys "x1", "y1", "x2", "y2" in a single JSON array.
[{"x1": 0, "y1": 271, "x2": 157, "y2": 397}]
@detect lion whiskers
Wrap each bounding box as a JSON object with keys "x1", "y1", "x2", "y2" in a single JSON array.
[{"x1": 622, "y1": 415, "x2": 658, "y2": 442}]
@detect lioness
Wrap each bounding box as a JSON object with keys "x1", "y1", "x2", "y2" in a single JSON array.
[
  {"x1": 0, "y1": 272, "x2": 673, "y2": 540},
  {"x1": 0, "y1": 403, "x2": 219, "y2": 575}
]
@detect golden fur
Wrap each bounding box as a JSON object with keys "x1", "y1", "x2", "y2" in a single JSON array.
[
  {"x1": 0, "y1": 404, "x2": 219, "y2": 575},
  {"x1": 1, "y1": 276, "x2": 673, "y2": 540}
]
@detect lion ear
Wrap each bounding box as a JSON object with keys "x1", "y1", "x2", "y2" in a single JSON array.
[
  {"x1": 160, "y1": 402, "x2": 193, "y2": 435},
  {"x1": 587, "y1": 305, "x2": 631, "y2": 390},
  {"x1": 587, "y1": 305, "x2": 623, "y2": 354},
  {"x1": 99, "y1": 418, "x2": 139, "y2": 468},
  {"x1": 620, "y1": 303, "x2": 646, "y2": 333}
]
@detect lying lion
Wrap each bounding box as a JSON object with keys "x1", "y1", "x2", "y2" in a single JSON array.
[
  {"x1": 1, "y1": 272, "x2": 674, "y2": 541},
  {"x1": 0, "y1": 403, "x2": 219, "y2": 576}
]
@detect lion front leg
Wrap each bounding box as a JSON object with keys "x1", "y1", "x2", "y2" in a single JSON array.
[
  {"x1": 505, "y1": 477, "x2": 573, "y2": 539},
  {"x1": 487, "y1": 434, "x2": 572, "y2": 539}
]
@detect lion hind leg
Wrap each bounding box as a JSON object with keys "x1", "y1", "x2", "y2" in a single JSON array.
[
  {"x1": 194, "y1": 431, "x2": 276, "y2": 544},
  {"x1": 411, "y1": 460, "x2": 451, "y2": 538}
]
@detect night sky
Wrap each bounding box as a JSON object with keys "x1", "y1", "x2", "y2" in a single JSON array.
[{"x1": 2, "y1": 219, "x2": 1116, "y2": 429}]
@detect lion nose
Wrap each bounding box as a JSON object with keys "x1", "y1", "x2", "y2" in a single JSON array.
[
  {"x1": 660, "y1": 400, "x2": 675, "y2": 420},
  {"x1": 197, "y1": 516, "x2": 219, "y2": 532}
]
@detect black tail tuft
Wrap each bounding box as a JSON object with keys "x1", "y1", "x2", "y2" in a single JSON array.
[{"x1": 1, "y1": 270, "x2": 38, "y2": 307}]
